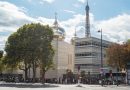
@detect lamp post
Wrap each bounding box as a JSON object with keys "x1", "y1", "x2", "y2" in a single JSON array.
[
  {"x1": 98, "y1": 29, "x2": 103, "y2": 68},
  {"x1": 98, "y1": 29, "x2": 103, "y2": 86}
]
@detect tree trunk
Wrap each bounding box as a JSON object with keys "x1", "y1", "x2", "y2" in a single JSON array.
[
  {"x1": 25, "y1": 62, "x2": 28, "y2": 82},
  {"x1": 41, "y1": 70, "x2": 46, "y2": 84},
  {"x1": 32, "y1": 60, "x2": 36, "y2": 83}
]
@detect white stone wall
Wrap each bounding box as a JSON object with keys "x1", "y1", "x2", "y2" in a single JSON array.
[
  {"x1": 45, "y1": 38, "x2": 74, "y2": 79},
  {"x1": 74, "y1": 37, "x2": 111, "y2": 74}
]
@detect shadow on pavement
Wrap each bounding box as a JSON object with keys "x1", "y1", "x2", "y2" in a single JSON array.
[{"x1": 0, "y1": 83, "x2": 59, "y2": 88}]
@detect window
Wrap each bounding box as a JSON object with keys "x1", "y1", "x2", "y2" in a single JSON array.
[{"x1": 75, "y1": 52, "x2": 97, "y2": 57}]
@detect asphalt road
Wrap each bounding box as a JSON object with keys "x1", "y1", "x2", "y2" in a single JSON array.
[{"x1": 0, "y1": 83, "x2": 129, "y2": 90}]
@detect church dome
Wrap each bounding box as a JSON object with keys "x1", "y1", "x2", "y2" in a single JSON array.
[
  {"x1": 52, "y1": 25, "x2": 65, "y2": 38},
  {"x1": 52, "y1": 13, "x2": 65, "y2": 39}
]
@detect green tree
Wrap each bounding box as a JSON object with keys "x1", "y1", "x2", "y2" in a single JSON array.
[
  {"x1": 0, "y1": 50, "x2": 4, "y2": 72},
  {"x1": 106, "y1": 43, "x2": 127, "y2": 71},
  {"x1": 127, "y1": 39, "x2": 130, "y2": 44},
  {"x1": 0, "y1": 51, "x2": 3, "y2": 58},
  {"x1": 3, "y1": 23, "x2": 54, "y2": 83},
  {"x1": 124, "y1": 40, "x2": 130, "y2": 64}
]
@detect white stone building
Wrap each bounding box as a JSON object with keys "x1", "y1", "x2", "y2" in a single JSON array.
[
  {"x1": 45, "y1": 16, "x2": 74, "y2": 79},
  {"x1": 74, "y1": 2, "x2": 111, "y2": 75},
  {"x1": 74, "y1": 37, "x2": 111, "y2": 74},
  {"x1": 27, "y1": 14, "x2": 74, "y2": 80}
]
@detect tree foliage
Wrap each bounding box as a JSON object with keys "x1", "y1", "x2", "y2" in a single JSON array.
[
  {"x1": 106, "y1": 42, "x2": 130, "y2": 71},
  {"x1": 0, "y1": 50, "x2": 4, "y2": 72},
  {"x1": 0, "y1": 51, "x2": 3, "y2": 58},
  {"x1": 3, "y1": 23, "x2": 54, "y2": 82}
]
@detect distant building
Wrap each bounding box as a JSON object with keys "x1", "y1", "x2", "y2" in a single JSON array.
[{"x1": 74, "y1": 2, "x2": 111, "y2": 75}]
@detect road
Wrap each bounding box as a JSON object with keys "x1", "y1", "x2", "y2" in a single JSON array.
[{"x1": 0, "y1": 83, "x2": 129, "y2": 90}]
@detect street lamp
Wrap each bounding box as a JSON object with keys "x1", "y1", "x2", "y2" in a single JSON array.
[
  {"x1": 98, "y1": 29, "x2": 103, "y2": 86},
  {"x1": 98, "y1": 29, "x2": 103, "y2": 69}
]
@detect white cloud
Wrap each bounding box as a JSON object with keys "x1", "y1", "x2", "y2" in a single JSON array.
[
  {"x1": 95, "y1": 14, "x2": 130, "y2": 42},
  {"x1": 73, "y1": 3, "x2": 81, "y2": 8},
  {"x1": 0, "y1": 1, "x2": 35, "y2": 50},
  {"x1": 78, "y1": 0, "x2": 86, "y2": 3},
  {"x1": 1, "y1": 1, "x2": 130, "y2": 50},
  {"x1": 60, "y1": 13, "x2": 95, "y2": 42},
  {"x1": 0, "y1": 1, "x2": 31, "y2": 27},
  {"x1": 63, "y1": 10, "x2": 76, "y2": 14},
  {"x1": 60, "y1": 12, "x2": 130, "y2": 43},
  {"x1": 25, "y1": 0, "x2": 55, "y2": 4},
  {"x1": 27, "y1": 0, "x2": 32, "y2": 2},
  {"x1": 0, "y1": 1, "x2": 57, "y2": 50},
  {"x1": 40, "y1": 0, "x2": 55, "y2": 4},
  {"x1": 0, "y1": 1, "x2": 34, "y2": 27},
  {"x1": 0, "y1": 1, "x2": 94, "y2": 49},
  {"x1": 36, "y1": 17, "x2": 54, "y2": 25}
]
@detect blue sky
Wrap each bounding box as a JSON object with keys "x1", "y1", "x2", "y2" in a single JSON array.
[
  {"x1": 5, "y1": 0, "x2": 130, "y2": 20},
  {"x1": 0, "y1": 0, "x2": 130, "y2": 50}
]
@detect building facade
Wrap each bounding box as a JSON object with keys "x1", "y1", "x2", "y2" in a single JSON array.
[
  {"x1": 28, "y1": 14, "x2": 74, "y2": 80},
  {"x1": 74, "y1": 37, "x2": 111, "y2": 74},
  {"x1": 45, "y1": 14, "x2": 74, "y2": 80},
  {"x1": 74, "y1": 2, "x2": 111, "y2": 75},
  {"x1": 45, "y1": 38, "x2": 74, "y2": 79}
]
